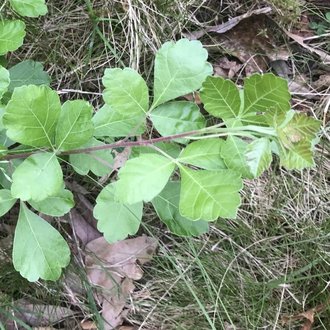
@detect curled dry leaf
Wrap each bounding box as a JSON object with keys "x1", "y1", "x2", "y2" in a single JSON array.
[{"x1": 85, "y1": 236, "x2": 158, "y2": 329}]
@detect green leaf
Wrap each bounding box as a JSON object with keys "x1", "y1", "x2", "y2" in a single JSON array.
[
  {"x1": 0, "y1": 189, "x2": 17, "y2": 216},
  {"x1": 3, "y1": 85, "x2": 61, "y2": 147},
  {"x1": 93, "y1": 104, "x2": 145, "y2": 137},
  {"x1": 220, "y1": 136, "x2": 253, "y2": 178},
  {"x1": 132, "y1": 141, "x2": 181, "y2": 159},
  {"x1": 245, "y1": 138, "x2": 272, "y2": 178},
  {"x1": 9, "y1": 0, "x2": 48, "y2": 17},
  {"x1": 0, "y1": 20, "x2": 26, "y2": 55},
  {"x1": 200, "y1": 76, "x2": 241, "y2": 120},
  {"x1": 152, "y1": 181, "x2": 209, "y2": 236},
  {"x1": 179, "y1": 167, "x2": 242, "y2": 221},
  {"x1": 150, "y1": 101, "x2": 206, "y2": 142},
  {"x1": 152, "y1": 38, "x2": 212, "y2": 108},
  {"x1": 69, "y1": 138, "x2": 113, "y2": 176},
  {"x1": 115, "y1": 154, "x2": 175, "y2": 204},
  {"x1": 102, "y1": 68, "x2": 149, "y2": 116},
  {"x1": 13, "y1": 203, "x2": 70, "y2": 282},
  {"x1": 243, "y1": 73, "x2": 291, "y2": 119},
  {"x1": 8, "y1": 60, "x2": 51, "y2": 92},
  {"x1": 55, "y1": 100, "x2": 94, "y2": 150},
  {"x1": 0, "y1": 66, "x2": 10, "y2": 99},
  {"x1": 28, "y1": 189, "x2": 74, "y2": 216},
  {"x1": 11, "y1": 152, "x2": 63, "y2": 202},
  {"x1": 94, "y1": 183, "x2": 143, "y2": 243},
  {"x1": 178, "y1": 138, "x2": 226, "y2": 170}
]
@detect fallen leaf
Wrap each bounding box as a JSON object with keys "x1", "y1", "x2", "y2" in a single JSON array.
[{"x1": 85, "y1": 236, "x2": 157, "y2": 329}]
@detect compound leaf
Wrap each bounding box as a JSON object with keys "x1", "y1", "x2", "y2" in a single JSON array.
[
  {"x1": 150, "y1": 101, "x2": 205, "y2": 141},
  {"x1": 115, "y1": 154, "x2": 175, "y2": 204},
  {"x1": 103, "y1": 68, "x2": 149, "y2": 116},
  {"x1": 3, "y1": 85, "x2": 61, "y2": 147},
  {"x1": 8, "y1": 60, "x2": 51, "y2": 92},
  {"x1": 152, "y1": 181, "x2": 209, "y2": 236},
  {"x1": 245, "y1": 138, "x2": 272, "y2": 178},
  {"x1": 0, "y1": 20, "x2": 26, "y2": 55},
  {"x1": 179, "y1": 167, "x2": 242, "y2": 221},
  {"x1": 152, "y1": 38, "x2": 212, "y2": 108},
  {"x1": 220, "y1": 136, "x2": 253, "y2": 179},
  {"x1": 9, "y1": 0, "x2": 48, "y2": 17},
  {"x1": 28, "y1": 189, "x2": 74, "y2": 216},
  {"x1": 94, "y1": 183, "x2": 143, "y2": 243},
  {"x1": 11, "y1": 152, "x2": 63, "y2": 202},
  {"x1": 69, "y1": 138, "x2": 113, "y2": 176},
  {"x1": 178, "y1": 138, "x2": 226, "y2": 170},
  {"x1": 0, "y1": 66, "x2": 10, "y2": 99},
  {"x1": 55, "y1": 100, "x2": 94, "y2": 150},
  {"x1": 0, "y1": 189, "x2": 17, "y2": 216},
  {"x1": 200, "y1": 76, "x2": 241, "y2": 120},
  {"x1": 13, "y1": 203, "x2": 70, "y2": 282},
  {"x1": 93, "y1": 104, "x2": 145, "y2": 137}
]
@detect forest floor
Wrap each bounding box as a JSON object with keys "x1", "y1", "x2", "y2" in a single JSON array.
[{"x1": 0, "y1": 0, "x2": 329, "y2": 329}]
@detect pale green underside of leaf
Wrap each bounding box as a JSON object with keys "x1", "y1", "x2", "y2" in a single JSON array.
[
  {"x1": 152, "y1": 181, "x2": 209, "y2": 237},
  {"x1": 220, "y1": 136, "x2": 253, "y2": 179},
  {"x1": 150, "y1": 101, "x2": 206, "y2": 142},
  {"x1": 152, "y1": 38, "x2": 213, "y2": 108},
  {"x1": 0, "y1": 66, "x2": 10, "y2": 99},
  {"x1": 8, "y1": 60, "x2": 51, "y2": 92},
  {"x1": 13, "y1": 203, "x2": 70, "y2": 282},
  {"x1": 245, "y1": 138, "x2": 272, "y2": 178},
  {"x1": 55, "y1": 100, "x2": 94, "y2": 151},
  {"x1": 28, "y1": 189, "x2": 74, "y2": 216},
  {"x1": 179, "y1": 167, "x2": 242, "y2": 221},
  {"x1": 94, "y1": 183, "x2": 143, "y2": 243},
  {"x1": 178, "y1": 138, "x2": 226, "y2": 170},
  {"x1": 11, "y1": 152, "x2": 63, "y2": 202},
  {"x1": 0, "y1": 20, "x2": 26, "y2": 55},
  {"x1": 115, "y1": 154, "x2": 175, "y2": 204},
  {"x1": 102, "y1": 68, "x2": 149, "y2": 116},
  {"x1": 92, "y1": 104, "x2": 145, "y2": 137},
  {"x1": 0, "y1": 189, "x2": 17, "y2": 216},
  {"x1": 10, "y1": 0, "x2": 48, "y2": 17},
  {"x1": 3, "y1": 85, "x2": 61, "y2": 147},
  {"x1": 200, "y1": 76, "x2": 241, "y2": 119},
  {"x1": 69, "y1": 138, "x2": 113, "y2": 176}
]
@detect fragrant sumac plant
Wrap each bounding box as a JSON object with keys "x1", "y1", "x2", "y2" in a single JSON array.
[{"x1": 0, "y1": 28, "x2": 321, "y2": 282}]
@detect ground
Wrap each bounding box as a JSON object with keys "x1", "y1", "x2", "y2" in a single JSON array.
[{"x1": 0, "y1": 0, "x2": 329, "y2": 329}]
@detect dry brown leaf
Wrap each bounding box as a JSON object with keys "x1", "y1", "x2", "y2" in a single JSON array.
[
  {"x1": 85, "y1": 236, "x2": 157, "y2": 329},
  {"x1": 81, "y1": 320, "x2": 98, "y2": 329}
]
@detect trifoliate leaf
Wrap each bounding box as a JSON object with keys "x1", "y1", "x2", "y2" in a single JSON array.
[
  {"x1": 3, "y1": 85, "x2": 61, "y2": 147},
  {"x1": 11, "y1": 152, "x2": 63, "y2": 202},
  {"x1": 150, "y1": 101, "x2": 206, "y2": 142},
  {"x1": 178, "y1": 138, "x2": 226, "y2": 170},
  {"x1": 102, "y1": 68, "x2": 149, "y2": 116},
  {"x1": 0, "y1": 189, "x2": 17, "y2": 216},
  {"x1": 8, "y1": 60, "x2": 51, "y2": 92},
  {"x1": 93, "y1": 104, "x2": 145, "y2": 137},
  {"x1": 245, "y1": 138, "x2": 272, "y2": 178},
  {"x1": 69, "y1": 138, "x2": 113, "y2": 176},
  {"x1": 9, "y1": 0, "x2": 48, "y2": 17},
  {"x1": 55, "y1": 100, "x2": 94, "y2": 151},
  {"x1": 152, "y1": 39, "x2": 212, "y2": 108},
  {"x1": 115, "y1": 154, "x2": 175, "y2": 204},
  {"x1": 152, "y1": 181, "x2": 209, "y2": 236},
  {"x1": 0, "y1": 20, "x2": 26, "y2": 55},
  {"x1": 94, "y1": 183, "x2": 143, "y2": 243},
  {"x1": 28, "y1": 189, "x2": 74, "y2": 216},
  {"x1": 200, "y1": 76, "x2": 241, "y2": 120},
  {"x1": 13, "y1": 203, "x2": 70, "y2": 282},
  {"x1": 220, "y1": 136, "x2": 253, "y2": 179},
  {"x1": 179, "y1": 167, "x2": 242, "y2": 221},
  {"x1": 0, "y1": 66, "x2": 10, "y2": 99}
]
